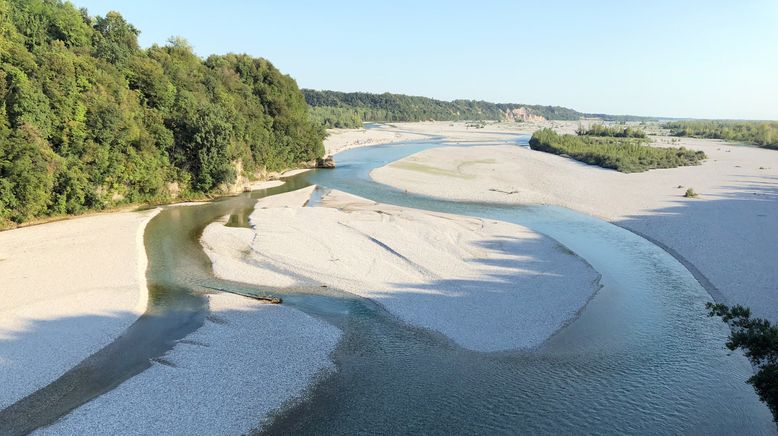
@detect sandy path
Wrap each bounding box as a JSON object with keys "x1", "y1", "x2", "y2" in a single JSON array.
[
  {"x1": 371, "y1": 137, "x2": 778, "y2": 319},
  {"x1": 0, "y1": 209, "x2": 159, "y2": 409},
  {"x1": 36, "y1": 293, "x2": 340, "y2": 435},
  {"x1": 202, "y1": 187, "x2": 601, "y2": 352}
]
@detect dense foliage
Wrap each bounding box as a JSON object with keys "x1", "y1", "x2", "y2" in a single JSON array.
[
  {"x1": 0, "y1": 0, "x2": 324, "y2": 228},
  {"x1": 529, "y1": 129, "x2": 706, "y2": 173},
  {"x1": 303, "y1": 89, "x2": 593, "y2": 123},
  {"x1": 707, "y1": 303, "x2": 778, "y2": 422},
  {"x1": 665, "y1": 121, "x2": 778, "y2": 150},
  {"x1": 304, "y1": 89, "x2": 503, "y2": 122},
  {"x1": 308, "y1": 106, "x2": 362, "y2": 129},
  {"x1": 576, "y1": 123, "x2": 646, "y2": 138},
  {"x1": 303, "y1": 89, "x2": 662, "y2": 125}
]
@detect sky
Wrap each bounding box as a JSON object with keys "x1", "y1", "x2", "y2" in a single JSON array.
[{"x1": 71, "y1": 0, "x2": 778, "y2": 120}]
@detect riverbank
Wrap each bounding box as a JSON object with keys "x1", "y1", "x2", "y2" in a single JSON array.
[
  {"x1": 371, "y1": 136, "x2": 778, "y2": 319},
  {"x1": 323, "y1": 123, "x2": 428, "y2": 155},
  {"x1": 0, "y1": 208, "x2": 159, "y2": 409},
  {"x1": 36, "y1": 293, "x2": 341, "y2": 435},
  {"x1": 201, "y1": 186, "x2": 601, "y2": 352},
  {"x1": 379, "y1": 120, "x2": 574, "y2": 141},
  {"x1": 319, "y1": 120, "x2": 585, "y2": 151}
]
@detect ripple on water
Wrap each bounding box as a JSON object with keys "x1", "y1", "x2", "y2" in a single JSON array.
[{"x1": 258, "y1": 139, "x2": 773, "y2": 434}]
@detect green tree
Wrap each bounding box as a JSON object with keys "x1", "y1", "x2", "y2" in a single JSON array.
[
  {"x1": 666, "y1": 120, "x2": 778, "y2": 150},
  {"x1": 4, "y1": 65, "x2": 52, "y2": 136},
  {"x1": 169, "y1": 100, "x2": 235, "y2": 192},
  {"x1": 0, "y1": 1, "x2": 324, "y2": 228},
  {"x1": 92, "y1": 11, "x2": 138, "y2": 66},
  {"x1": 0, "y1": 125, "x2": 56, "y2": 222},
  {"x1": 707, "y1": 302, "x2": 778, "y2": 422}
]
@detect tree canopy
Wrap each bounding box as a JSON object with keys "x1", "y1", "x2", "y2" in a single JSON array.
[
  {"x1": 707, "y1": 303, "x2": 778, "y2": 422},
  {"x1": 302, "y1": 89, "x2": 659, "y2": 125},
  {"x1": 0, "y1": 0, "x2": 323, "y2": 228},
  {"x1": 302, "y1": 89, "x2": 583, "y2": 123}
]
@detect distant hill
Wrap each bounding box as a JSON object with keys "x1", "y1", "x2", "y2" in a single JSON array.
[{"x1": 303, "y1": 89, "x2": 657, "y2": 126}]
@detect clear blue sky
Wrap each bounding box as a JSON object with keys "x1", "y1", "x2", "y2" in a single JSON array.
[{"x1": 71, "y1": 0, "x2": 778, "y2": 120}]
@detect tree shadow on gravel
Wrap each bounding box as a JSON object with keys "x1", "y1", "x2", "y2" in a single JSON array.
[{"x1": 615, "y1": 175, "x2": 778, "y2": 320}]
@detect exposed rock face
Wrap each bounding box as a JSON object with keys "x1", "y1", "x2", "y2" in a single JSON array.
[
  {"x1": 504, "y1": 107, "x2": 545, "y2": 122},
  {"x1": 216, "y1": 160, "x2": 248, "y2": 194},
  {"x1": 219, "y1": 160, "x2": 276, "y2": 194},
  {"x1": 165, "y1": 182, "x2": 181, "y2": 199},
  {"x1": 316, "y1": 155, "x2": 336, "y2": 168}
]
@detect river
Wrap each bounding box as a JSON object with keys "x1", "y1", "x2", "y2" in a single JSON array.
[{"x1": 4, "y1": 135, "x2": 773, "y2": 435}]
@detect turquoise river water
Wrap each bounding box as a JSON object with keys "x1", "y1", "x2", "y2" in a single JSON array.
[{"x1": 2, "y1": 135, "x2": 773, "y2": 435}]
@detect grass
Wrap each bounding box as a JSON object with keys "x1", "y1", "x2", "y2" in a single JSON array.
[
  {"x1": 392, "y1": 161, "x2": 475, "y2": 179},
  {"x1": 529, "y1": 129, "x2": 706, "y2": 173}
]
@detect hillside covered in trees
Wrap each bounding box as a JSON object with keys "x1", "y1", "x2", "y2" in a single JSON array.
[
  {"x1": 0, "y1": 0, "x2": 324, "y2": 228},
  {"x1": 303, "y1": 89, "x2": 657, "y2": 126}
]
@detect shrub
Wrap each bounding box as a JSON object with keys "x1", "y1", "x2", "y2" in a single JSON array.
[
  {"x1": 576, "y1": 123, "x2": 647, "y2": 138},
  {"x1": 529, "y1": 129, "x2": 706, "y2": 173},
  {"x1": 665, "y1": 120, "x2": 778, "y2": 150}
]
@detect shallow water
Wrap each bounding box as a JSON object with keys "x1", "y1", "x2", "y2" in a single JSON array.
[
  {"x1": 5, "y1": 137, "x2": 773, "y2": 434},
  {"x1": 258, "y1": 138, "x2": 774, "y2": 434}
]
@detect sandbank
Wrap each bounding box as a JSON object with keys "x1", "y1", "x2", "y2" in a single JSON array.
[
  {"x1": 0, "y1": 209, "x2": 159, "y2": 409},
  {"x1": 324, "y1": 124, "x2": 428, "y2": 155},
  {"x1": 36, "y1": 293, "x2": 340, "y2": 435},
  {"x1": 201, "y1": 187, "x2": 601, "y2": 352},
  {"x1": 371, "y1": 134, "x2": 778, "y2": 319}
]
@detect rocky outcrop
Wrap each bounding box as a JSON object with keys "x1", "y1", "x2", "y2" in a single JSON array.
[
  {"x1": 218, "y1": 160, "x2": 251, "y2": 194},
  {"x1": 316, "y1": 155, "x2": 336, "y2": 168},
  {"x1": 504, "y1": 107, "x2": 545, "y2": 123}
]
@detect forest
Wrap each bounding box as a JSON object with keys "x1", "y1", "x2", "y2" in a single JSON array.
[
  {"x1": 664, "y1": 120, "x2": 778, "y2": 149},
  {"x1": 303, "y1": 89, "x2": 660, "y2": 126},
  {"x1": 305, "y1": 89, "x2": 592, "y2": 124},
  {"x1": 308, "y1": 106, "x2": 362, "y2": 129},
  {"x1": 529, "y1": 128, "x2": 706, "y2": 173},
  {"x1": 304, "y1": 89, "x2": 508, "y2": 122},
  {"x1": 0, "y1": 0, "x2": 324, "y2": 228}
]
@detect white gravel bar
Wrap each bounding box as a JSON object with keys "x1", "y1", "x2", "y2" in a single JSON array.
[
  {"x1": 0, "y1": 209, "x2": 159, "y2": 410},
  {"x1": 371, "y1": 138, "x2": 778, "y2": 319},
  {"x1": 202, "y1": 187, "x2": 601, "y2": 352},
  {"x1": 36, "y1": 293, "x2": 341, "y2": 435}
]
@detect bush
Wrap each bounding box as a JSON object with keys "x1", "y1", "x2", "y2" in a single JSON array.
[
  {"x1": 684, "y1": 188, "x2": 698, "y2": 198},
  {"x1": 576, "y1": 123, "x2": 646, "y2": 138},
  {"x1": 529, "y1": 129, "x2": 706, "y2": 173},
  {"x1": 665, "y1": 120, "x2": 778, "y2": 150}
]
